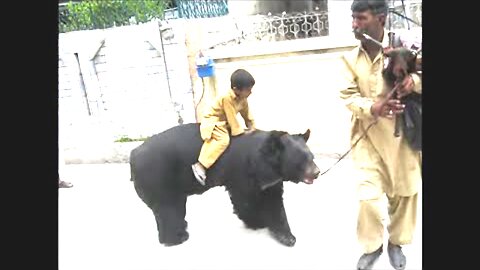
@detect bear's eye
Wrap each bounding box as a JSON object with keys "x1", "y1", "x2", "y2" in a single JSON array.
[{"x1": 296, "y1": 156, "x2": 307, "y2": 170}]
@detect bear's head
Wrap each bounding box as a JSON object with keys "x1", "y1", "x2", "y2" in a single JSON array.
[{"x1": 256, "y1": 129, "x2": 321, "y2": 190}]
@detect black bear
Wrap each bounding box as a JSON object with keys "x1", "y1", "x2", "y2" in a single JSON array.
[{"x1": 130, "y1": 123, "x2": 320, "y2": 247}]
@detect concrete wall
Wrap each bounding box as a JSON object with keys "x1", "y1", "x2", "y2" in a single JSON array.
[
  {"x1": 228, "y1": 0, "x2": 329, "y2": 16},
  {"x1": 328, "y1": 0, "x2": 354, "y2": 38},
  {"x1": 59, "y1": 22, "x2": 195, "y2": 129},
  {"x1": 58, "y1": 20, "x2": 195, "y2": 162}
]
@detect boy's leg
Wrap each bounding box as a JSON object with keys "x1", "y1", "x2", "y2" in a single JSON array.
[
  {"x1": 193, "y1": 126, "x2": 230, "y2": 185},
  {"x1": 58, "y1": 137, "x2": 73, "y2": 188},
  {"x1": 198, "y1": 126, "x2": 230, "y2": 169}
]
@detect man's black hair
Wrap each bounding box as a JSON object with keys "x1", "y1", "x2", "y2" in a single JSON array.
[
  {"x1": 231, "y1": 69, "x2": 255, "y2": 90},
  {"x1": 351, "y1": 0, "x2": 388, "y2": 16}
]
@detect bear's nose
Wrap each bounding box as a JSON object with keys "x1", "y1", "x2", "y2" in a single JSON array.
[
  {"x1": 312, "y1": 166, "x2": 321, "y2": 179},
  {"x1": 308, "y1": 162, "x2": 321, "y2": 179}
]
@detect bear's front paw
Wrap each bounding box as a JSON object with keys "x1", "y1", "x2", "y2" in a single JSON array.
[
  {"x1": 271, "y1": 230, "x2": 296, "y2": 247},
  {"x1": 163, "y1": 231, "x2": 189, "y2": 247}
]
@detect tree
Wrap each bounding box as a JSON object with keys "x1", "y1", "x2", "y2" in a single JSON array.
[{"x1": 59, "y1": 0, "x2": 173, "y2": 33}]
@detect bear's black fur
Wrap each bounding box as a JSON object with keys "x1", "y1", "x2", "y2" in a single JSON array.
[{"x1": 130, "y1": 123, "x2": 320, "y2": 247}]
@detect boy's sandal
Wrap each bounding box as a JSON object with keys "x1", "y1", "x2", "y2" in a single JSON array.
[{"x1": 191, "y1": 164, "x2": 206, "y2": 185}]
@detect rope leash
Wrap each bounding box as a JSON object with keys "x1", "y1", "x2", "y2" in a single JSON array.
[{"x1": 320, "y1": 120, "x2": 377, "y2": 176}]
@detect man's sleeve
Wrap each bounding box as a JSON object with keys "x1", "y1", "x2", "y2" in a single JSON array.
[
  {"x1": 410, "y1": 73, "x2": 422, "y2": 94},
  {"x1": 339, "y1": 55, "x2": 375, "y2": 120}
]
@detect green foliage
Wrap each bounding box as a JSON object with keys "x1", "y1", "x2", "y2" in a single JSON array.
[
  {"x1": 114, "y1": 136, "x2": 150, "y2": 143},
  {"x1": 59, "y1": 0, "x2": 172, "y2": 33}
]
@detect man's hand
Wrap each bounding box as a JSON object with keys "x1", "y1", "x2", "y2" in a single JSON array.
[
  {"x1": 371, "y1": 98, "x2": 405, "y2": 119},
  {"x1": 396, "y1": 75, "x2": 415, "y2": 99},
  {"x1": 383, "y1": 46, "x2": 394, "y2": 56}
]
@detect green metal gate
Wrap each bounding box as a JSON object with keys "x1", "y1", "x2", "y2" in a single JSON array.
[{"x1": 175, "y1": 0, "x2": 229, "y2": 18}]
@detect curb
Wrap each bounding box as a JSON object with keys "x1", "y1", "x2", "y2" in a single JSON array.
[{"x1": 64, "y1": 141, "x2": 143, "y2": 164}]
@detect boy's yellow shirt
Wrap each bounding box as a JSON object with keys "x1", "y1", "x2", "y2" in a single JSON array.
[{"x1": 200, "y1": 89, "x2": 255, "y2": 140}]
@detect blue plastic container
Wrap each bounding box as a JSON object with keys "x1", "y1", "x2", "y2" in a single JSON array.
[{"x1": 196, "y1": 58, "x2": 215, "y2": 78}]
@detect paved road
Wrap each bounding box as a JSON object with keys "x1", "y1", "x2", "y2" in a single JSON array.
[{"x1": 59, "y1": 159, "x2": 422, "y2": 270}]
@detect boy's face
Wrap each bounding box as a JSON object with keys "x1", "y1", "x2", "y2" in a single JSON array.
[{"x1": 233, "y1": 86, "x2": 253, "y2": 99}]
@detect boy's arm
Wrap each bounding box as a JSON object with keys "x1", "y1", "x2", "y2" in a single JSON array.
[
  {"x1": 239, "y1": 102, "x2": 255, "y2": 130},
  {"x1": 223, "y1": 98, "x2": 244, "y2": 136}
]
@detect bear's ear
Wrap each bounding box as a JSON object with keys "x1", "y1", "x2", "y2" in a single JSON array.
[
  {"x1": 255, "y1": 131, "x2": 288, "y2": 190},
  {"x1": 259, "y1": 131, "x2": 286, "y2": 170},
  {"x1": 260, "y1": 131, "x2": 286, "y2": 159},
  {"x1": 293, "y1": 129, "x2": 310, "y2": 142},
  {"x1": 301, "y1": 129, "x2": 310, "y2": 142}
]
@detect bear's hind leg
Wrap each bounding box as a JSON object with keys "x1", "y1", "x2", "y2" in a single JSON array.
[{"x1": 152, "y1": 196, "x2": 189, "y2": 246}]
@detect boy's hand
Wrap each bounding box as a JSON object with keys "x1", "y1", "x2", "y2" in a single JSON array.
[{"x1": 244, "y1": 128, "x2": 255, "y2": 134}]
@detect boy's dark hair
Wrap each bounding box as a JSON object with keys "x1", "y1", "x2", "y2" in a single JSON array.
[
  {"x1": 230, "y1": 69, "x2": 255, "y2": 90},
  {"x1": 351, "y1": 0, "x2": 388, "y2": 16}
]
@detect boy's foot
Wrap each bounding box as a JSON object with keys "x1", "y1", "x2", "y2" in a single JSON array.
[
  {"x1": 59, "y1": 180, "x2": 73, "y2": 188},
  {"x1": 191, "y1": 163, "x2": 207, "y2": 185}
]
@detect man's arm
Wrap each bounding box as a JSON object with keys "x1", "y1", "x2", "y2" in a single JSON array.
[
  {"x1": 340, "y1": 55, "x2": 405, "y2": 119},
  {"x1": 410, "y1": 73, "x2": 422, "y2": 94},
  {"x1": 396, "y1": 73, "x2": 421, "y2": 99},
  {"x1": 399, "y1": 29, "x2": 422, "y2": 94},
  {"x1": 339, "y1": 55, "x2": 376, "y2": 120}
]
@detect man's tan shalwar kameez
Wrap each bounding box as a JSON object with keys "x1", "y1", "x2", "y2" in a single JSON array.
[
  {"x1": 339, "y1": 30, "x2": 422, "y2": 253},
  {"x1": 198, "y1": 89, "x2": 255, "y2": 169}
]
